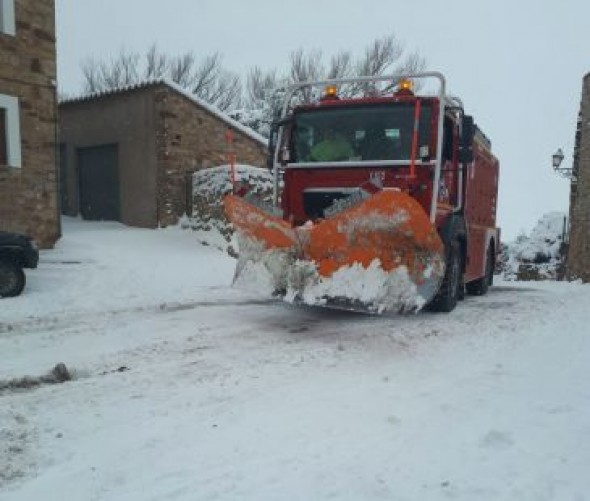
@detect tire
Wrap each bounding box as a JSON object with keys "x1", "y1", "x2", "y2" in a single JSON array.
[
  {"x1": 0, "y1": 259, "x2": 26, "y2": 298},
  {"x1": 429, "y1": 241, "x2": 461, "y2": 313},
  {"x1": 466, "y1": 244, "x2": 493, "y2": 296},
  {"x1": 457, "y1": 249, "x2": 465, "y2": 301},
  {"x1": 457, "y1": 271, "x2": 466, "y2": 300}
]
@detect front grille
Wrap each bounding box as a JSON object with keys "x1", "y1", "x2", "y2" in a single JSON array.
[{"x1": 303, "y1": 190, "x2": 354, "y2": 219}]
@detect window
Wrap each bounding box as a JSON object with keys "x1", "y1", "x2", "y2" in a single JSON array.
[
  {"x1": 292, "y1": 103, "x2": 432, "y2": 163},
  {"x1": 0, "y1": 94, "x2": 22, "y2": 168},
  {"x1": 0, "y1": 108, "x2": 7, "y2": 165},
  {"x1": 0, "y1": 0, "x2": 16, "y2": 36}
]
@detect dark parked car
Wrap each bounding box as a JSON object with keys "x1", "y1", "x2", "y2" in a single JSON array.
[{"x1": 0, "y1": 232, "x2": 39, "y2": 297}]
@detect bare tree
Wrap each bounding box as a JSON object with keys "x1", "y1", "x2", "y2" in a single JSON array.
[
  {"x1": 394, "y1": 50, "x2": 426, "y2": 76},
  {"x1": 245, "y1": 66, "x2": 278, "y2": 107},
  {"x1": 81, "y1": 58, "x2": 102, "y2": 93},
  {"x1": 287, "y1": 35, "x2": 424, "y2": 103},
  {"x1": 119, "y1": 51, "x2": 141, "y2": 85},
  {"x1": 200, "y1": 70, "x2": 242, "y2": 111},
  {"x1": 289, "y1": 49, "x2": 324, "y2": 84},
  {"x1": 78, "y1": 34, "x2": 426, "y2": 135},
  {"x1": 144, "y1": 44, "x2": 169, "y2": 80},
  {"x1": 81, "y1": 50, "x2": 142, "y2": 93},
  {"x1": 356, "y1": 35, "x2": 404, "y2": 78},
  {"x1": 168, "y1": 52, "x2": 196, "y2": 88},
  {"x1": 227, "y1": 67, "x2": 283, "y2": 137},
  {"x1": 82, "y1": 52, "x2": 137, "y2": 92},
  {"x1": 327, "y1": 51, "x2": 353, "y2": 80},
  {"x1": 103, "y1": 50, "x2": 140, "y2": 88},
  {"x1": 350, "y1": 35, "x2": 421, "y2": 96},
  {"x1": 289, "y1": 48, "x2": 326, "y2": 103},
  {"x1": 80, "y1": 46, "x2": 240, "y2": 111},
  {"x1": 237, "y1": 33, "x2": 427, "y2": 136},
  {"x1": 188, "y1": 54, "x2": 220, "y2": 95}
]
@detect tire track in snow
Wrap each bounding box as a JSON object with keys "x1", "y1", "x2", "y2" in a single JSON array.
[{"x1": 0, "y1": 297, "x2": 274, "y2": 337}]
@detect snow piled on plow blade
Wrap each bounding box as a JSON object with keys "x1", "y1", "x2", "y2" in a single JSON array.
[
  {"x1": 286, "y1": 259, "x2": 429, "y2": 314},
  {"x1": 234, "y1": 243, "x2": 438, "y2": 314},
  {"x1": 225, "y1": 190, "x2": 445, "y2": 314}
]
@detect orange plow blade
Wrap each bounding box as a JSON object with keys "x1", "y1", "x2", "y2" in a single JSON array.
[
  {"x1": 224, "y1": 194, "x2": 297, "y2": 250},
  {"x1": 224, "y1": 194, "x2": 300, "y2": 294},
  {"x1": 224, "y1": 190, "x2": 445, "y2": 313}
]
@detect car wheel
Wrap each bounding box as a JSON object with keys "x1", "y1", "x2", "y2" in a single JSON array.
[{"x1": 0, "y1": 259, "x2": 26, "y2": 298}]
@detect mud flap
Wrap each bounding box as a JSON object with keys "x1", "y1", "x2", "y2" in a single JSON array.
[{"x1": 224, "y1": 190, "x2": 445, "y2": 314}]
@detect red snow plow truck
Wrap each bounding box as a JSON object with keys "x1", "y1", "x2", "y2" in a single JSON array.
[{"x1": 225, "y1": 72, "x2": 500, "y2": 314}]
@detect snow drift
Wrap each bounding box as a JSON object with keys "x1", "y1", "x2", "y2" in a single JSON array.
[
  {"x1": 500, "y1": 212, "x2": 567, "y2": 280},
  {"x1": 187, "y1": 164, "x2": 273, "y2": 253}
]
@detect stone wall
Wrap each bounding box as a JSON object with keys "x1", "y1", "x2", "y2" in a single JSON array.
[
  {"x1": 0, "y1": 0, "x2": 59, "y2": 248},
  {"x1": 154, "y1": 86, "x2": 267, "y2": 226},
  {"x1": 567, "y1": 73, "x2": 590, "y2": 282}
]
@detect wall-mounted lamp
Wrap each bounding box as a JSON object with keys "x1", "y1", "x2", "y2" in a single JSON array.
[{"x1": 552, "y1": 148, "x2": 573, "y2": 178}]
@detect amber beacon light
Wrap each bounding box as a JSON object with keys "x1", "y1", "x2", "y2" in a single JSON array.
[
  {"x1": 396, "y1": 78, "x2": 414, "y2": 95},
  {"x1": 323, "y1": 85, "x2": 338, "y2": 98}
]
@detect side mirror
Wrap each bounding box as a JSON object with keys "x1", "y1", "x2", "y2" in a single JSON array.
[
  {"x1": 267, "y1": 115, "x2": 294, "y2": 170},
  {"x1": 460, "y1": 115, "x2": 474, "y2": 164},
  {"x1": 462, "y1": 115, "x2": 474, "y2": 147},
  {"x1": 272, "y1": 115, "x2": 293, "y2": 128},
  {"x1": 459, "y1": 147, "x2": 473, "y2": 164},
  {"x1": 280, "y1": 147, "x2": 291, "y2": 164}
]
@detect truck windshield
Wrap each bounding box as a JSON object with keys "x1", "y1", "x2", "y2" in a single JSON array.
[{"x1": 291, "y1": 102, "x2": 432, "y2": 163}]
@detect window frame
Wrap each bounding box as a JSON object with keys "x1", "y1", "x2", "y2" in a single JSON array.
[
  {"x1": 0, "y1": 93, "x2": 22, "y2": 168},
  {"x1": 0, "y1": 0, "x2": 16, "y2": 36}
]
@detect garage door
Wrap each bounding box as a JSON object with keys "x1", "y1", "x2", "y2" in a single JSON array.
[{"x1": 78, "y1": 144, "x2": 120, "y2": 221}]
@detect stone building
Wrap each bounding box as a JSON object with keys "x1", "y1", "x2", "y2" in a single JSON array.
[
  {"x1": 567, "y1": 73, "x2": 590, "y2": 282},
  {"x1": 0, "y1": 0, "x2": 60, "y2": 248},
  {"x1": 59, "y1": 81, "x2": 267, "y2": 228}
]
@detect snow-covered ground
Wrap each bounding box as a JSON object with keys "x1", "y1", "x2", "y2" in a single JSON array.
[{"x1": 1, "y1": 218, "x2": 589, "y2": 501}]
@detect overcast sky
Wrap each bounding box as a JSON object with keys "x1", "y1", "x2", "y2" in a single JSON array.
[{"x1": 55, "y1": 0, "x2": 590, "y2": 240}]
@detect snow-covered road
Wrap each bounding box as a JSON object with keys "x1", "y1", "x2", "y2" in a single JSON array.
[{"x1": 1, "y1": 219, "x2": 589, "y2": 500}]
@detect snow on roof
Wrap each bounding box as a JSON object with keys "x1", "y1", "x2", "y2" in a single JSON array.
[
  {"x1": 59, "y1": 79, "x2": 268, "y2": 147},
  {"x1": 59, "y1": 80, "x2": 162, "y2": 104}
]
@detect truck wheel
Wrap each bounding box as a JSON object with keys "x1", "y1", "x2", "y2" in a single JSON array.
[
  {"x1": 458, "y1": 249, "x2": 465, "y2": 301},
  {"x1": 0, "y1": 259, "x2": 26, "y2": 298},
  {"x1": 429, "y1": 241, "x2": 461, "y2": 312},
  {"x1": 466, "y1": 245, "x2": 493, "y2": 296}
]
